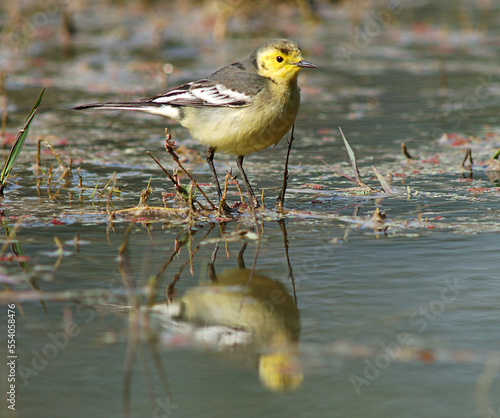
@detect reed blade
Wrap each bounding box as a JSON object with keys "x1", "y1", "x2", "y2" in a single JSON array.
[{"x1": 0, "y1": 88, "x2": 45, "y2": 190}]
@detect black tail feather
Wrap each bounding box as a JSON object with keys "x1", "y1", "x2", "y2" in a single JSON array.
[{"x1": 72, "y1": 101, "x2": 163, "y2": 111}]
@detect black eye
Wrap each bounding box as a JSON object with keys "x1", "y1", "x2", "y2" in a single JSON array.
[{"x1": 276, "y1": 56, "x2": 284, "y2": 63}]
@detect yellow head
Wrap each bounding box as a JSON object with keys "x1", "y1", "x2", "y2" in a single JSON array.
[
  {"x1": 253, "y1": 39, "x2": 317, "y2": 83},
  {"x1": 259, "y1": 352, "x2": 303, "y2": 392}
]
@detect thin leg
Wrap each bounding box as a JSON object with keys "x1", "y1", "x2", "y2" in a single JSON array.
[
  {"x1": 237, "y1": 242, "x2": 248, "y2": 269},
  {"x1": 206, "y1": 147, "x2": 232, "y2": 213},
  {"x1": 236, "y1": 155, "x2": 258, "y2": 207},
  {"x1": 207, "y1": 241, "x2": 219, "y2": 282},
  {"x1": 206, "y1": 147, "x2": 222, "y2": 201}
]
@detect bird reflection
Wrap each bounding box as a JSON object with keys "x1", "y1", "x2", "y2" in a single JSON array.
[
  {"x1": 178, "y1": 266, "x2": 302, "y2": 391},
  {"x1": 156, "y1": 226, "x2": 302, "y2": 392}
]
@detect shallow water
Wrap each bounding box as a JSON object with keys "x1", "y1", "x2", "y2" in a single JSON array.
[{"x1": 1, "y1": 1, "x2": 500, "y2": 417}]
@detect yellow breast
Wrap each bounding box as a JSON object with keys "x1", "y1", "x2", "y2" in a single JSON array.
[{"x1": 182, "y1": 83, "x2": 300, "y2": 156}]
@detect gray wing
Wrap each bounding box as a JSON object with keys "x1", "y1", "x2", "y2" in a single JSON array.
[{"x1": 146, "y1": 61, "x2": 264, "y2": 108}]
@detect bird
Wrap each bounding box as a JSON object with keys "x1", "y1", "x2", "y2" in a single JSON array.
[{"x1": 73, "y1": 39, "x2": 317, "y2": 208}]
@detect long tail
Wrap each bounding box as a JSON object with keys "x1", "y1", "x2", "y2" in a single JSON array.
[{"x1": 72, "y1": 101, "x2": 181, "y2": 119}]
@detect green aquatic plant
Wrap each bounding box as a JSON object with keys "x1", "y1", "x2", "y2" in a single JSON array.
[{"x1": 0, "y1": 88, "x2": 45, "y2": 196}]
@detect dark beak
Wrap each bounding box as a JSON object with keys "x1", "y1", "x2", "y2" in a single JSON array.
[{"x1": 294, "y1": 60, "x2": 318, "y2": 69}]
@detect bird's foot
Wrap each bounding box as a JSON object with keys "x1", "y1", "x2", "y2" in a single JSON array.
[{"x1": 218, "y1": 200, "x2": 236, "y2": 216}]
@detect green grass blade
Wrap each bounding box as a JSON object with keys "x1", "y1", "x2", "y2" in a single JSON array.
[{"x1": 0, "y1": 88, "x2": 45, "y2": 189}]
